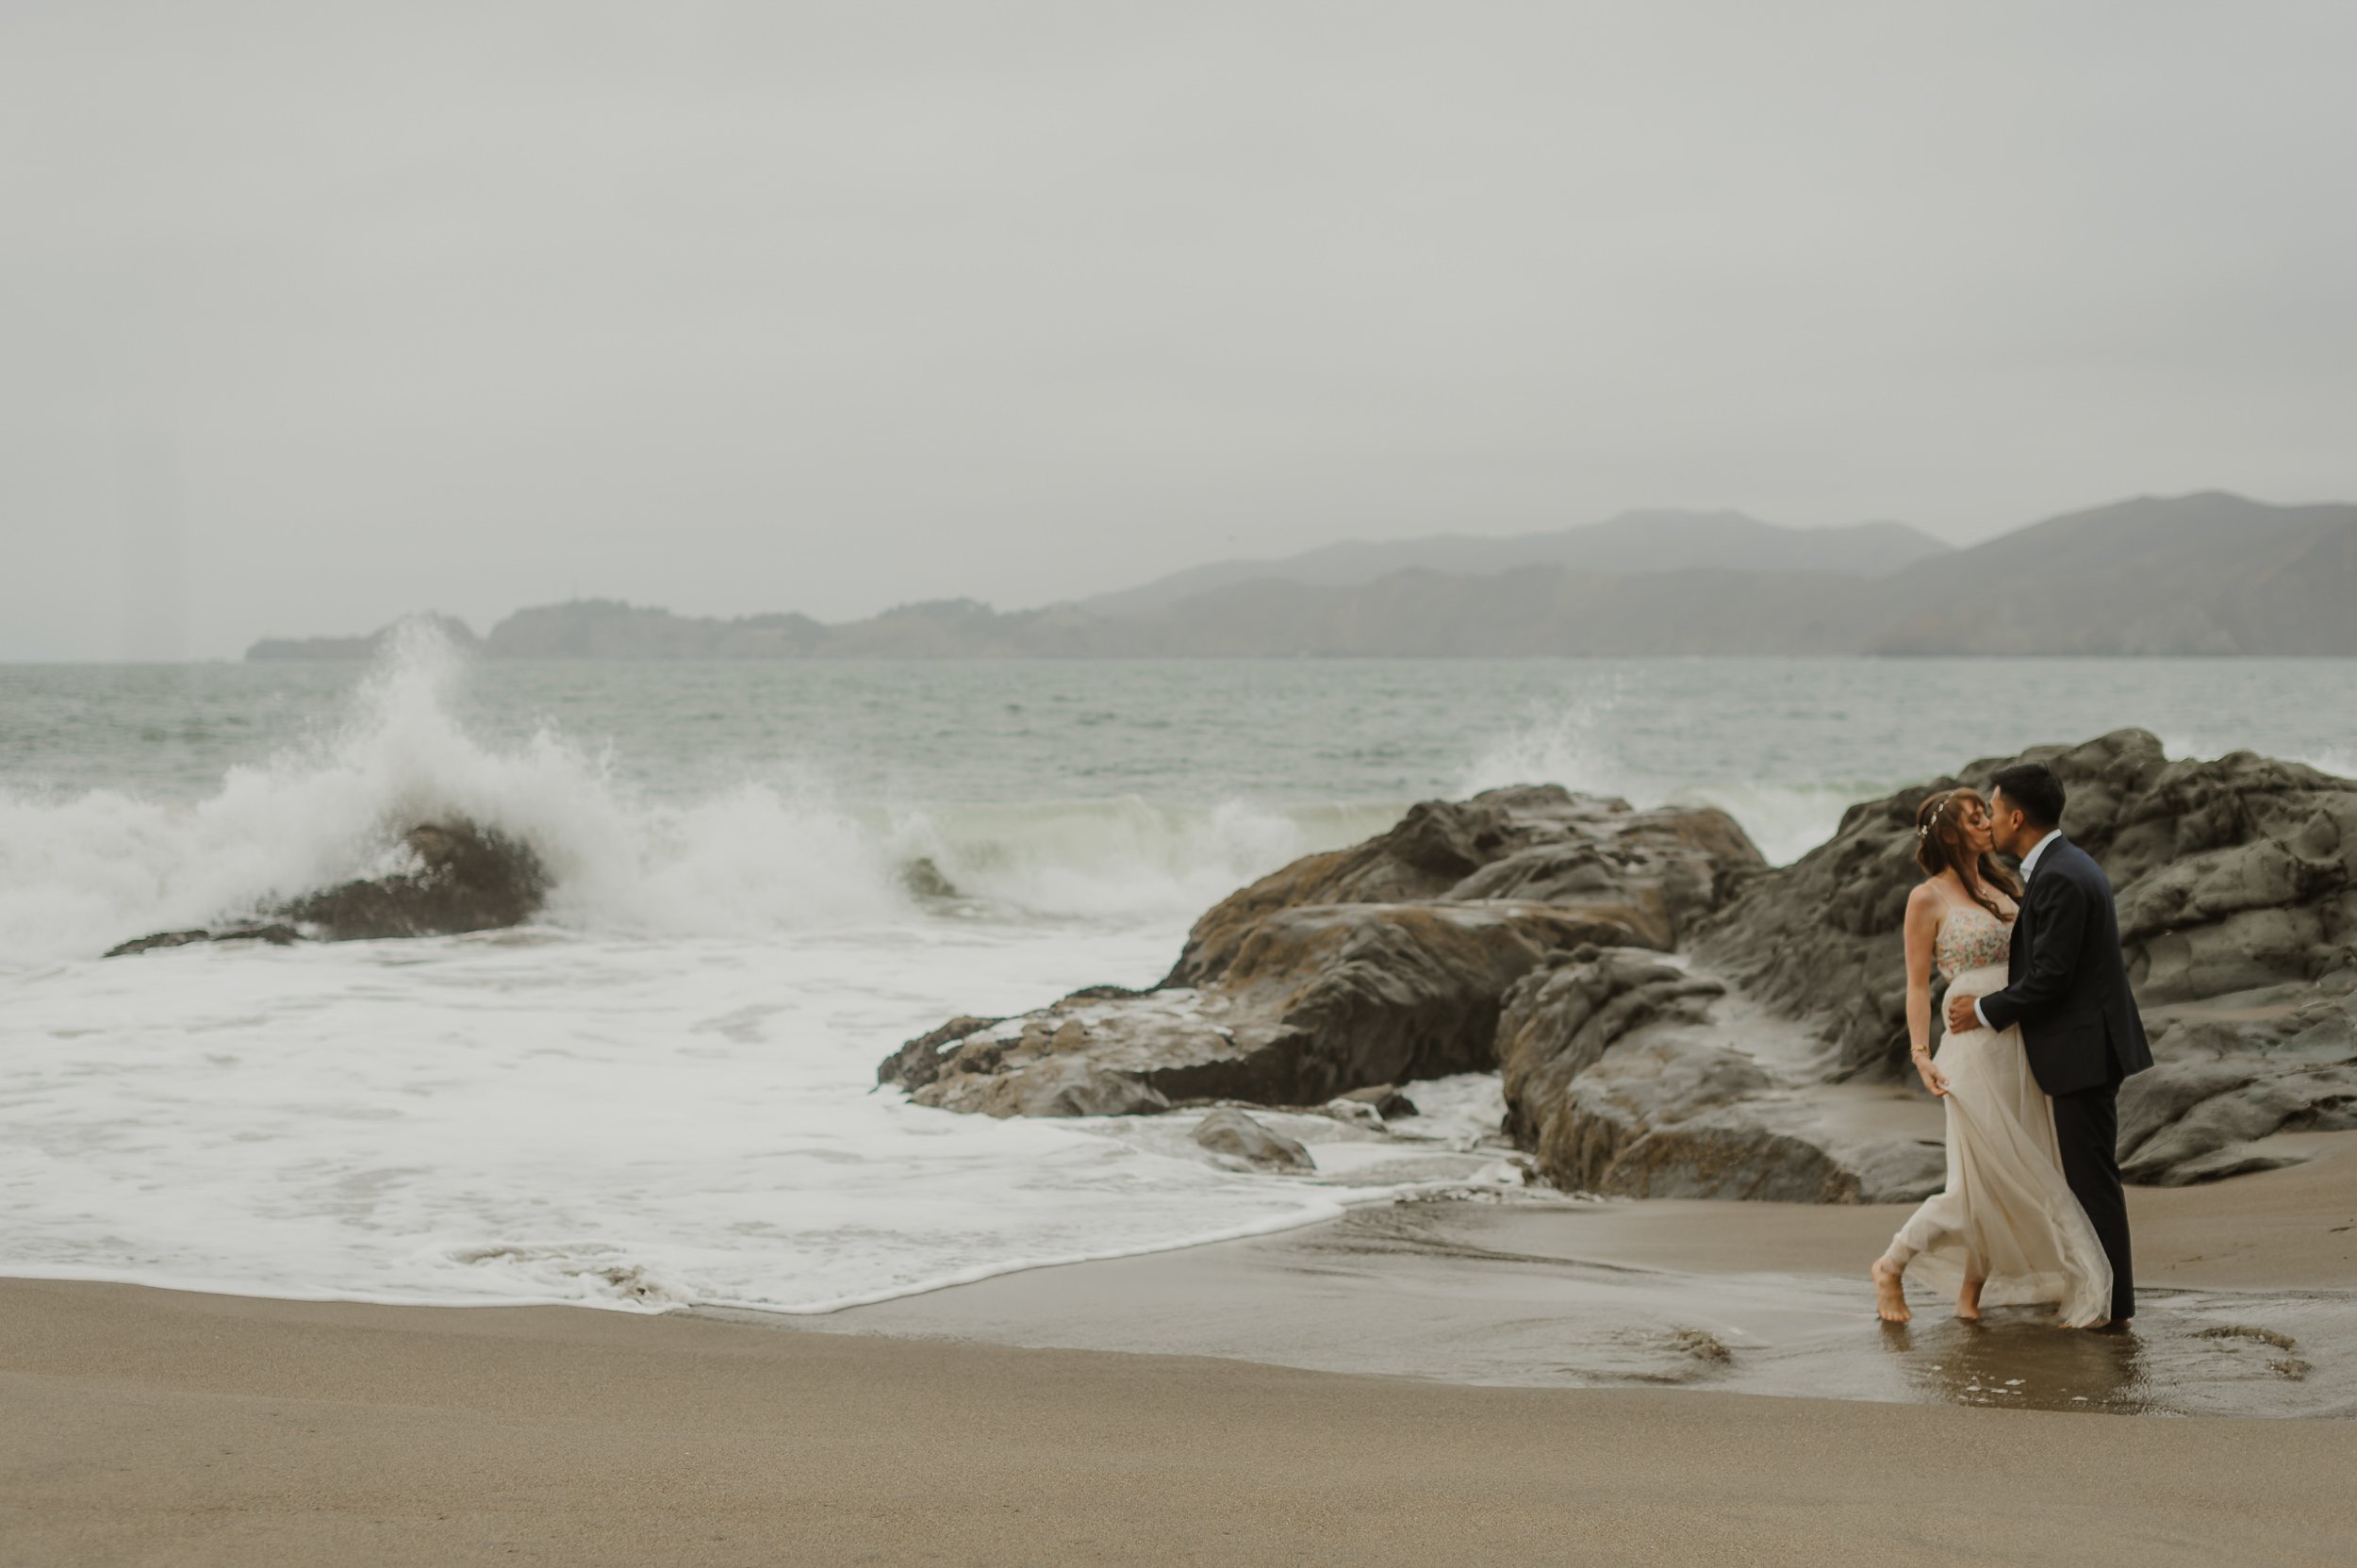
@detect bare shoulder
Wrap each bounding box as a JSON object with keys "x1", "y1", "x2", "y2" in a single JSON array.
[{"x1": 1904, "y1": 881, "x2": 1945, "y2": 922}]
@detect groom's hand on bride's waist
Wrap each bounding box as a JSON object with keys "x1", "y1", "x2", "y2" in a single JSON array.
[{"x1": 1946, "y1": 993, "x2": 1982, "y2": 1033}]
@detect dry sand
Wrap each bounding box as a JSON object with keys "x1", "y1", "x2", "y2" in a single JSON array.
[
  {"x1": 7, "y1": 1139, "x2": 2354, "y2": 1565},
  {"x1": 7, "y1": 1278, "x2": 2356, "y2": 1567}
]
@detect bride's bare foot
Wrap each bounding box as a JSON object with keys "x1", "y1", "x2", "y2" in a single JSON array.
[
  {"x1": 1957, "y1": 1276, "x2": 1984, "y2": 1321},
  {"x1": 1871, "y1": 1259, "x2": 1911, "y2": 1323}
]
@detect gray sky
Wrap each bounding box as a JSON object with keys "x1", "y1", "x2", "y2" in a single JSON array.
[{"x1": 3, "y1": 1, "x2": 2351, "y2": 659}]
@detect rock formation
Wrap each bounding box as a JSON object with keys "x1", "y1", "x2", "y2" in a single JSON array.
[
  {"x1": 105, "y1": 822, "x2": 546, "y2": 956},
  {"x1": 276, "y1": 822, "x2": 546, "y2": 941},
  {"x1": 876, "y1": 787, "x2": 1766, "y2": 1116},
  {"x1": 882, "y1": 731, "x2": 2357, "y2": 1199},
  {"x1": 1496, "y1": 946, "x2": 1945, "y2": 1202}
]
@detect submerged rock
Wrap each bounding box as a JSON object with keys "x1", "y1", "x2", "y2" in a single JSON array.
[
  {"x1": 898, "y1": 856, "x2": 960, "y2": 900},
  {"x1": 1192, "y1": 1108, "x2": 1314, "y2": 1172},
  {"x1": 103, "y1": 821, "x2": 546, "y2": 957},
  {"x1": 105, "y1": 924, "x2": 301, "y2": 959},
  {"x1": 278, "y1": 822, "x2": 546, "y2": 941},
  {"x1": 1339, "y1": 1084, "x2": 1420, "y2": 1120}
]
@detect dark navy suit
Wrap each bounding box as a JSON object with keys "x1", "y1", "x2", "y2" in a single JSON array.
[{"x1": 1978, "y1": 834, "x2": 2153, "y2": 1322}]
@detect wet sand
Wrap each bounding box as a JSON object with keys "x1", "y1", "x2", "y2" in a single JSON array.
[
  {"x1": 807, "y1": 1133, "x2": 2357, "y2": 1416},
  {"x1": 8, "y1": 1277, "x2": 2357, "y2": 1567},
  {"x1": 7, "y1": 1139, "x2": 2353, "y2": 1563}
]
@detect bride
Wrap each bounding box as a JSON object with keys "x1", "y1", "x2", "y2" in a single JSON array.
[{"x1": 1870, "y1": 787, "x2": 2112, "y2": 1327}]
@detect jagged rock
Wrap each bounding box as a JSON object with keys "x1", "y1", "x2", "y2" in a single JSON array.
[
  {"x1": 2118, "y1": 985, "x2": 2357, "y2": 1183},
  {"x1": 887, "y1": 740, "x2": 2357, "y2": 1196},
  {"x1": 880, "y1": 788, "x2": 1768, "y2": 1118},
  {"x1": 103, "y1": 821, "x2": 546, "y2": 957},
  {"x1": 277, "y1": 822, "x2": 546, "y2": 940},
  {"x1": 104, "y1": 924, "x2": 301, "y2": 959},
  {"x1": 1170, "y1": 786, "x2": 1764, "y2": 986},
  {"x1": 1499, "y1": 946, "x2": 1944, "y2": 1203},
  {"x1": 892, "y1": 902, "x2": 1647, "y2": 1114},
  {"x1": 1192, "y1": 1108, "x2": 1314, "y2": 1171}
]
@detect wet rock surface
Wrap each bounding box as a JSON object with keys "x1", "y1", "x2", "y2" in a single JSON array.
[
  {"x1": 1499, "y1": 946, "x2": 1945, "y2": 1202},
  {"x1": 1192, "y1": 1109, "x2": 1315, "y2": 1172},
  {"x1": 277, "y1": 822, "x2": 547, "y2": 941},
  {"x1": 105, "y1": 822, "x2": 546, "y2": 956},
  {"x1": 879, "y1": 788, "x2": 1766, "y2": 1116},
  {"x1": 105, "y1": 924, "x2": 301, "y2": 959}
]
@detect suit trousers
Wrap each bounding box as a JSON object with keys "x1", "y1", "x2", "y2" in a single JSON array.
[{"x1": 2049, "y1": 1078, "x2": 2134, "y2": 1323}]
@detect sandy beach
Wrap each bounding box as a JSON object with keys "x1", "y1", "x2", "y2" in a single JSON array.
[{"x1": 8, "y1": 1138, "x2": 2355, "y2": 1566}]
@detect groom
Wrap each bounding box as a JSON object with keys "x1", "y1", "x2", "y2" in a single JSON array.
[{"x1": 1946, "y1": 761, "x2": 2153, "y2": 1327}]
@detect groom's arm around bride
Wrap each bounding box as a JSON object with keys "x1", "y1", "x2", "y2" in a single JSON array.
[{"x1": 1944, "y1": 762, "x2": 2152, "y2": 1326}]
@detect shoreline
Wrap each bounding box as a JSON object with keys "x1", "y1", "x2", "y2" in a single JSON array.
[
  {"x1": 7, "y1": 1141, "x2": 2353, "y2": 1561},
  {"x1": 788, "y1": 1133, "x2": 2357, "y2": 1416}
]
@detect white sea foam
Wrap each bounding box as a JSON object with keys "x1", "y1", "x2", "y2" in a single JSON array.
[
  {"x1": 880, "y1": 797, "x2": 1401, "y2": 919},
  {"x1": 0, "y1": 636, "x2": 1475, "y2": 1312},
  {"x1": 0, "y1": 627, "x2": 1397, "y2": 966},
  {"x1": 1458, "y1": 690, "x2": 1856, "y2": 866},
  {"x1": 4, "y1": 917, "x2": 1440, "y2": 1313}
]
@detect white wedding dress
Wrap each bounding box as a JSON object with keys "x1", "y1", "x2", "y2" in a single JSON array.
[{"x1": 1881, "y1": 901, "x2": 2113, "y2": 1327}]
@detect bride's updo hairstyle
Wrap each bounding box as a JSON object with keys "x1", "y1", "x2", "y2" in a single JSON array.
[{"x1": 1914, "y1": 787, "x2": 2021, "y2": 921}]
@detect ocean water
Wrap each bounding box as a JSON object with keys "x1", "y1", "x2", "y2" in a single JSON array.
[{"x1": 4, "y1": 633, "x2": 2354, "y2": 1313}]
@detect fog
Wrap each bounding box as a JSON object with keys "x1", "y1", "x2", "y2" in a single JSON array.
[{"x1": 3, "y1": 1, "x2": 2351, "y2": 658}]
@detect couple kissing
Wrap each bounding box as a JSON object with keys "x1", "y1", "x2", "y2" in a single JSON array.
[{"x1": 1871, "y1": 761, "x2": 2152, "y2": 1329}]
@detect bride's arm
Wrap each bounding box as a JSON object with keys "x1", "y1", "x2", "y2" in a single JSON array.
[{"x1": 1902, "y1": 886, "x2": 1950, "y2": 1098}]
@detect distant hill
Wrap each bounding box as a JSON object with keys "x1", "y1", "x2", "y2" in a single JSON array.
[
  {"x1": 484, "y1": 601, "x2": 829, "y2": 658},
  {"x1": 1864, "y1": 492, "x2": 2357, "y2": 655},
  {"x1": 247, "y1": 614, "x2": 480, "y2": 662},
  {"x1": 1082, "y1": 510, "x2": 1951, "y2": 617},
  {"x1": 243, "y1": 493, "x2": 2357, "y2": 660}
]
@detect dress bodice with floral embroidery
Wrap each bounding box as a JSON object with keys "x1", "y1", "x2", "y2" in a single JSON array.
[{"x1": 1935, "y1": 902, "x2": 2012, "y2": 982}]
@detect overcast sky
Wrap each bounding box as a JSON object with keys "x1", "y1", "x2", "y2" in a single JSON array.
[{"x1": 3, "y1": 2, "x2": 2351, "y2": 659}]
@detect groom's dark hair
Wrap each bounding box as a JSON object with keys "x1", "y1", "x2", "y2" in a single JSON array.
[{"x1": 1989, "y1": 762, "x2": 2066, "y2": 830}]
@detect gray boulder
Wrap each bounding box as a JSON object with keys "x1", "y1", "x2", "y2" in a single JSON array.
[
  {"x1": 277, "y1": 822, "x2": 547, "y2": 941},
  {"x1": 1169, "y1": 786, "x2": 1763, "y2": 985},
  {"x1": 1193, "y1": 1108, "x2": 1314, "y2": 1171},
  {"x1": 880, "y1": 788, "x2": 1767, "y2": 1117},
  {"x1": 1499, "y1": 946, "x2": 1945, "y2": 1203},
  {"x1": 888, "y1": 901, "x2": 1654, "y2": 1115},
  {"x1": 2118, "y1": 985, "x2": 2357, "y2": 1183}
]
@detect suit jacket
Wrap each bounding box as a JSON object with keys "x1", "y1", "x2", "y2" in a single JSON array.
[{"x1": 1979, "y1": 835, "x2": 2154, "y2": 1096}]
